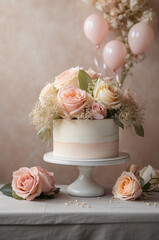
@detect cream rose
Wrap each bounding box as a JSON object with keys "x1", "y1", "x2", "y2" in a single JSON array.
[
  {"x1": 54, "y1": 67, "x2": 80, "y2": 90},
  {"x1": 140, "y1": 165, "x2": 159, "y2": 190},
  {"x1": 12, "y1": 166, "x2": 56, "y2": 201},
  {"x1": 93, "y1": 79, "x2": 121, "y2": 109},
  {"x1": 39, "y1": 83, "x2": 56, "y2": 103},
  {"x1": 112, "y1": 171, "x2": 142, "y2": 200},
  {"x1": 58, "y1": 86, "x2": 88, "y2": 117}
]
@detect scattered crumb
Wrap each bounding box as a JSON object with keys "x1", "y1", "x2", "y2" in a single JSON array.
[
  {"x1": 146, "y1": 202, "x2": 150, "y2": 206},
  {"x1": 65, "y1": 203, "x2": 69, "y2": 206},
  {"x1": 98, "y1": 197, "x2": 101, "y2": 199},
  {"x1": 87, "y1": 205, "x2": 91, "y2": 208},
  {"x1": 69, "y1": 201, "x2": 72, "y2": 204},
  {"x1": 75, "y1": 200, "x2": 78, "y2": 203},
  {"x1": 110, "y1": 200, "x2": 112, "y2": 203},
  {"x1": 154, "y1": 202, "x2": 157, "y2": 207},
  {"x1": 112, "y1": 196, "x2": 114, "y2": 199}
]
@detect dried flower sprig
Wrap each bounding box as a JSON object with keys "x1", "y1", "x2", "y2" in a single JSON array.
[
  {"x1": 29, "y1": 84, "x2": 62, "y2": 142},
  {"x1": 114, "y1": 101, "x2": 146, "y2": 136},
  {"x1": 77, "y1": 97, "x2": 94, "y2": 120}
]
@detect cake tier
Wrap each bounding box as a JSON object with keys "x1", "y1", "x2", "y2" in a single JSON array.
[{"x1": 53, "y1": 119, "x2": 119, "y2": 159}]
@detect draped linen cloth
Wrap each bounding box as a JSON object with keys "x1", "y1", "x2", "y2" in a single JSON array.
[{"x1": 0, "y1": 185, "x2": 159, "y2": 240}]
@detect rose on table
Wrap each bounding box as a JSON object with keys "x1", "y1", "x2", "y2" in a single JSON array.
[
  {"x1": 0, "y1": 166, "x2": 60, "y2": 201},
  {"x1": 113, "y1": 164, "x2": 159, "y2": 201}
]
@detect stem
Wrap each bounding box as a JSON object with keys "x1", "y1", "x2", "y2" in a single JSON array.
[
  {"x1": 147, "y1": 178, "x2": 159, "y2": 184},
  {"x1": 120, "y1": 68, "x2": 126, "y2": 86}
]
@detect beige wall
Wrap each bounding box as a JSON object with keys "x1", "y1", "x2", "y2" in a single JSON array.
[{"x1": 0, "y1": 0, "x2": 159, "y2": 185}]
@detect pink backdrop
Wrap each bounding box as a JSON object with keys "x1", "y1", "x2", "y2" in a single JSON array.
[{"x1": 0, "y1": 0, "x2": 159, "y2": 185}]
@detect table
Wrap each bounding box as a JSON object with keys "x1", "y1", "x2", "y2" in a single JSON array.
[{"x1": 0, "y1": 185, "x2": 159, "y2": 240}]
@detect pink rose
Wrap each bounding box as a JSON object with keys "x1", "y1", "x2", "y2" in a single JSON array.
[
  {"x1": 12, "y1": 166, "x2": 56, "y2": 201},
  {"x1": 58, "y1": 86, "x2": 88, "y2": 117},
  {"x1": 112, "y1": 171, "x2": 142, "y2": 201},
  {"x1": 92, "y1": 102, "x2": 106, "y2": 120}
]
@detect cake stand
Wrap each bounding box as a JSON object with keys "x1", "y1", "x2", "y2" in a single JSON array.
[{"x1": 44, "y1": 152, "x2": 130, "y2": 197}]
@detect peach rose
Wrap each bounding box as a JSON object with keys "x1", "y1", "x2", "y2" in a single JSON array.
[
  {"x1": 12, "y1": 166, "x2": 56, "y2": 201},
  {"x1": 58, "y1": 86, "x2": 88, "y2": 117},
  {"x1": 112, "y1": 171, "x2": 142, "y2": 201},
  {"x1": 54, "y1": 67, "x2": 80, "y2": 89},
  {"x1": 92, "y1": 102, "x2": 106, "y2": 120}
]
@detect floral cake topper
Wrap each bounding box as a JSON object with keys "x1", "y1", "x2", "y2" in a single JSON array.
[{"x1": 29, "y1": 67, "x2": 145, "y2": 142}]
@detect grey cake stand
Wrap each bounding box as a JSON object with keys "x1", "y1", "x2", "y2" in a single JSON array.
[{"x1": 44, "y1": 152, "x2": 130, "y2": 197}]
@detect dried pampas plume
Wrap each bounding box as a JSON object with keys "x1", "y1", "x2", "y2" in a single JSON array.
[{"x1": 29, "y1": 83, "x2": 62, "y2": 132}]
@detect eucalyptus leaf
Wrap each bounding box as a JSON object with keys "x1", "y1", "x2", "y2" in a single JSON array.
[
  {"x1": 78, "y1": 69, "x2": 92, "y2": 92},
  {"x1": 114, "y1": 118, "x2": 124, "y2": 129},
  {"x1": 38, "y1": 126, "x2": 51, "y2": 142},
  {"x1": 140, "y1": 177, "x2": 145, "y2": 188},
  {"x1": 0, "y1": 183, "x2": 12, "y2": 197},
  {"x1": 54, "y1": 188, "x2": 60, "y2": 194},
  {"x1": 142, "y1": 182, "x2": 151, "y2": 191},
  {"x1": 12, "y1": 191, "x2": 24, "y2": 200},
  {"x1": 134, "y1": 125, "x2": 144, "y2": 137},
  {"x1": 36, "y1": 188, "x2": 60, "y2": 200},
  {"x1": 37, "y1": 192, "x2": 54, "y2": 200},
  {"x1": 37, "y1": 192, "x2": 54, "y2": 199}
]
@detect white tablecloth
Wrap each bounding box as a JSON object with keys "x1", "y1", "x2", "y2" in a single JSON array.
[{"x1": 0, "y1": 185, "x2": 159, "y2": 240}]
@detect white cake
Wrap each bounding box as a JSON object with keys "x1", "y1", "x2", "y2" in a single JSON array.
[{"x1": 53, "y1": 119, "x2": 119, "y2": 159}]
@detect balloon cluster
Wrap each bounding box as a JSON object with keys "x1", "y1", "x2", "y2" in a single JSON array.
[{"x1": 84, "y1": 13, "x2": 154, "y2": 74}]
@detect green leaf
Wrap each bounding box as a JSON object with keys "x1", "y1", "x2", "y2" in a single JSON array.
[
  {"x1": 0, "y1": 183, "x2": 12, "y2": 197},
  {"x1": 142, "y1": 182, "x2": 151, "y2": 191},
  {"x1": 37, "y1": 192, "x2": 54, "y2": 199},
  {"x1": 38, "y1": 126, "x2": 51, "y2": 142},
  {"x1": 36, "y1": 188, "x2": 60, "y2": 200},
  {"x1": 140, "y1": 177, "x2": 145, "y2": 188},
  {"x1": 78, "y1": 69, "x2": 93, "y2": 92},
  {"x1": 12, "y1": 191, "x2": 24, "y2": 200},
  {"x1": 134, "y1": 125, "x2": 144, "y2": 137},
  {"x1": 54, "y1": 188, "x2": 60, "y2": 194},
  {"x1": 114, "y1": 118, "x2": 124, "y2": 129}
]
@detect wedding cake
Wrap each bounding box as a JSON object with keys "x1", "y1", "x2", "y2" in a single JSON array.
[
  {"x1": 30, "y1": 67, "x2": 143, "y2": 160},
  {"x1": 53, "y1": 119, "x2": 119, "y2": 159}
]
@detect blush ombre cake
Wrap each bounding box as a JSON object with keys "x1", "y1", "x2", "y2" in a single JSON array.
[{"x1": 53, "y1": 119, "x2": 119, "y2": 159}]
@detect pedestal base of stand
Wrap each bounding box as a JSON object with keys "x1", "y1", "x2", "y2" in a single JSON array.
[
  {"x1": 44, "y1": 151, "x2": 130, "y2": 197},
  {"x1": 67, "y1": 166, "x2": 104, "y2": 197}
]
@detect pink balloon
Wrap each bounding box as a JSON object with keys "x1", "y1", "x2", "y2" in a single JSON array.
[
  {"x1": 103, "y1": 40, "x2": 127, "y2": 71},
  {"x1": 128, "y1": 22, "x2": 154, "y2": 55},
  {"x1": 83, "y1": 14, "x2": 109, "y2": 46}
]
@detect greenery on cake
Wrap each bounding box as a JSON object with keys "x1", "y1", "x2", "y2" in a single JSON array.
[{"x1": 29, "y1": 67, "x2": 144, "y2": 142}]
